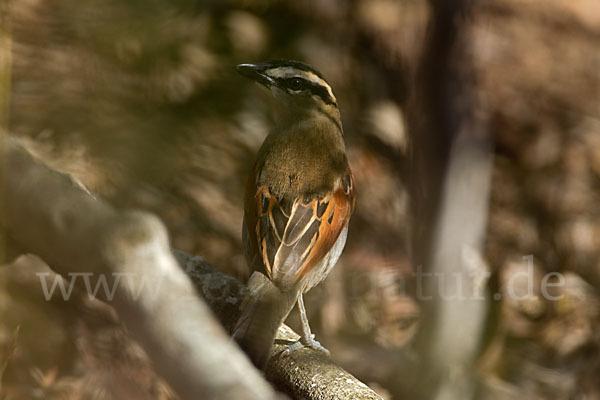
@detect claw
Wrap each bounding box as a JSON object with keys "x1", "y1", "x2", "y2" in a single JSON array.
[
  {"x1": 280, "y1": 334, "x2": 330, "y2": 357},
  {"x1": 281, "y1": 340, "x2": 305, "y2": 356}
]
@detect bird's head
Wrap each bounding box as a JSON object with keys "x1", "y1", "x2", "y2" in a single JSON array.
[{"x1": 236, "y1": 60, "x2": 340, "y2": 124}]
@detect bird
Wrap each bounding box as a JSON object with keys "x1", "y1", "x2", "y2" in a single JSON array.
[{"x1": 232, "y1": 60, "x2": 355, "y2": 369}]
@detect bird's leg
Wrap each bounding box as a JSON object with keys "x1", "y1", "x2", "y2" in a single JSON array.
[
  {"x1": 281, "y1": 293, "x2": 330, "y2": 357},
  {"x1": 297, "y1": 293, "x2": 316, "y2": 344}
]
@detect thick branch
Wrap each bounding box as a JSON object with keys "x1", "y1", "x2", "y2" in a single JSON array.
[{"x1": 0, "y1": 134, "x2": 278, "y2": 400}]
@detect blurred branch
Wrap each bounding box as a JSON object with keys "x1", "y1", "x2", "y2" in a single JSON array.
[
  {"x1": 406, "y1": 1, "x2": 493, "y2": 399},
  {"x1": 0, "y1": 135, "x2": 383, "y2": 400},
  {"x1": 409, "y1": 1, "x2": 469, "y2": 262},
  {"x1": 0, "y1": 135, "x2": 278, "y2": 400}
]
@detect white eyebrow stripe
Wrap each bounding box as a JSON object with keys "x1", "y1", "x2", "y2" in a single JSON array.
[
  {"x1": 265, "y1": 67, "x2": 337, "y2": 103},
  {"x1": 304, "y1": 72, "x2": 336, "y2": 103}
]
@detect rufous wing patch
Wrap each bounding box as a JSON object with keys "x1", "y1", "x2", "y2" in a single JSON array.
[{"x1": 248, "y1": 168, "x2": 355, "y2": 288}]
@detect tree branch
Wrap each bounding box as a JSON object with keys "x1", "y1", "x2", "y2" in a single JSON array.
[{"x1": 0, "y1": 133, "x2": 278, "y2": 400}]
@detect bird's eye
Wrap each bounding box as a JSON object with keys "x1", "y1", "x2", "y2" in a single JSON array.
[{"x1": 287, "y1": 78, "x2": 304, "y2": 91}]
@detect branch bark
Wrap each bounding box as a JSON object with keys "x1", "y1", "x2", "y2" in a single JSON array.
[
  {"x1": 0, "y1": 134, "x2": 383, "y2": 400},
  {"x1": 0, "y1": 134, "x2": 278, "y2": 400}
]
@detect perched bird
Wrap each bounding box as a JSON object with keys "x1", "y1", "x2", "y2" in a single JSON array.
[{"x1": 233, "y1": 60, "x2": 355, "y2": 369}]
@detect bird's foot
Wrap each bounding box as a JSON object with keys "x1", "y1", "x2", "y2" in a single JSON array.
[{"x1": 281, "y1": 334, "x2": 330, "y2": 357}]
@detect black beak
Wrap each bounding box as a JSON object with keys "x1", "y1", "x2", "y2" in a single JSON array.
[{"x1": 236, "y1": 63, "x2": 275, "y2": 88}]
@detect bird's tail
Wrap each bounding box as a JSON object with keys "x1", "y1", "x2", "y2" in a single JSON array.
[{"x1": 233, "y1": 272, "x2": 299, "y2": 369}]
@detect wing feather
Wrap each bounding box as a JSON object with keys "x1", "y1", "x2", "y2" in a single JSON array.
[
  {"x1": 282, "y1": 202, "x2": 317, "y2": 246},
  {"x1": 245, "y1": 170, "x2": 355, "y2": 291}
]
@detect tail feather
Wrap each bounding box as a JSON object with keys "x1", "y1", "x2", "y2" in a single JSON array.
[{"x1": 233, "y1": 272, "x2": 299, "y2": 369}]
